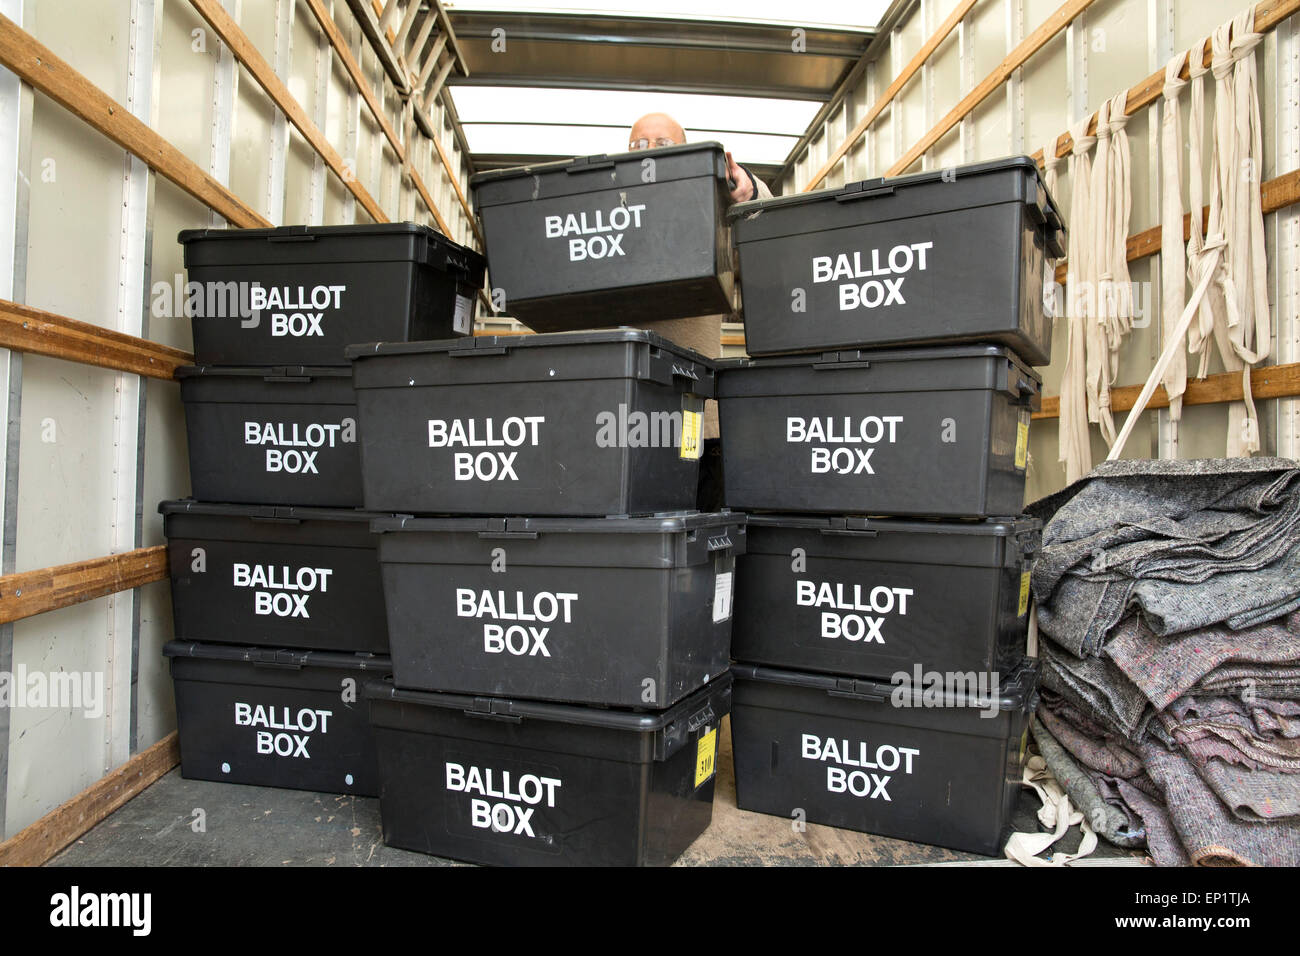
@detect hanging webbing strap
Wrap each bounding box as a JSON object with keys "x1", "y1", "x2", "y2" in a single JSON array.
[
  {"x1": 1041, "y1": 141, "x2": 1064, "y2": 323},
  {"x1": 1211, "y1": 10, "x2": 1269, "y2": 456},
  {"x1": 1060, "y1": 118, "x2": 1096, "y2": 483},
  {"x1": 1086, "y1": 97, "x2": 1116, "y2": 444},
  {"x1": 1185, "y1": 38, "x2": 1223, "y2": 378},
  {"x1": 1111, "y1": 10, "x2": 1268, "y2": 461},
  {"x1": 1160, "y1": 51, "x2": 1190, "y2": 443}
]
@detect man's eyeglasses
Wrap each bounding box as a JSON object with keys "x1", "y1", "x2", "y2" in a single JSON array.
[{"x1": 628, "y1": 137, "x2": 678, "y2": 151}]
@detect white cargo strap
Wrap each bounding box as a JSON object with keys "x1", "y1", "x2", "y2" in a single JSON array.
[
  {"x1": 1084, "y1": 99, "x2": 1114, "y2": 445},
  {"x1": 1096, "y1": 91, "x2": 1135, "y2": 350},
  {"x1": 1026, "y1": 599, "x2": 1039, "y2": 659},
  {"x1": 1059, "y1": 117, "x2": 1096, "y2": 484},
  {"x1": 1184, "y1": 34, "x2": 1254, "y2": 452},
  {"x1": 1185, "y1": 40, "x2": 1219, "y2": 372},
  {"x1": 1112, "y1": 12, "x2": 1267, "y2": 461},
  {"x1": 1004, "y1": 755, "x2": 1099, "y2": 867},
  {"x1": 1159, "y1": 51, "x2": 1190, "y2": 444},
  {"x1": 1087, "y1": 92, "x2": 1134, "y2": 448},
  {"x1": 1210, "y1": 10, "x2": 1268, "y2": 457},
  {"x1": 1041, "y1": 142, "x2": 1063, "y2": 323},
  {"x1": 1109, "y1": 238, "x2": 1225, "y2": 460}
]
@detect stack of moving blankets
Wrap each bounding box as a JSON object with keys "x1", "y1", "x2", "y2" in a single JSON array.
[{"x1": 1028, "y1": 458, "x2": 1300, "y2": 866}]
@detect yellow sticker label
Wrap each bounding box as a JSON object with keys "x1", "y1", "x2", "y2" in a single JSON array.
[
  {"x1": 680, "y1": 409, "x2": 703, "y2": 460},
  {"x1": 694, "y1": 728, "x2": 717, "y2": 787},
  {"x1": 1015, "y1": 417, "x2": 1029, "y2": 470},
  {"x1": 1018, "y1": 570, "x2": 1031, "y2": 617},
  {"x1": 1018, "y1": 727, "x2": 1029, "y2": 766}
]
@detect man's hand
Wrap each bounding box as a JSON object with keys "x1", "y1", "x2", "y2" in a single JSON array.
[{"x1": 725, "y1": 151, "x2": 755, "y2": 203}]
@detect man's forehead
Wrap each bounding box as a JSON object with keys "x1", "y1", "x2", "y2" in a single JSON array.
[{"x1": 630, "y1": 113, "x2": 685, "y2": 142}]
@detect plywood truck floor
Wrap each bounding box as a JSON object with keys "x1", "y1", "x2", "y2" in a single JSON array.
[{"x1": 48, "y1": 716, "x2": 1146, "y2": 867}]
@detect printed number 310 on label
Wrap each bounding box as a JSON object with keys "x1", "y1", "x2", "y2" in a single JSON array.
[{"x1": 694, "y1": 728, "x2": 717, "y2": 787}]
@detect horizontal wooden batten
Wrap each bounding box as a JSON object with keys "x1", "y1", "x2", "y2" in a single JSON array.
[
  {"x1": 190, "y1": 0, "x2": 388, "y2": 223},
  {"x1": 804, "y1": 0, "x2": 978, "y2": 192},
  {"x1": 887, "y1": 0, "x2": 1095, "y2": 176},
  {"x1": 303, "y1": 0, "x2": 406, "y2": 162},
  {"x1": 1033, "y1": 0, "x2": 1300, "y2": 165},
  {"x1": 0, "y1": 546, "x2": 169, "y2": 626},
  {"x1": 1051, "y1": 168, "x2": 1300, "y2": 282},
  {"x1": 0, "y1": 732, "x2": 180, "y2": 866},
  {"x1": 300, "y1": 0, "x2": 469, "y2": 243},
  {"x1": 409, "y1": 164, "x2": 455, "y2": 236},
  {"x1": 0, "y1": 299, "x2": 193, "y2": 380},
  {"x1": 429, "y1": 129, "x2": 484, "y2": 247},
  {"x1": 0, "y1": 14, "x2": 268, "y2": 227},
  {"x1": 1033, "y1": 362, "x2": 1300, "y2": 420}
]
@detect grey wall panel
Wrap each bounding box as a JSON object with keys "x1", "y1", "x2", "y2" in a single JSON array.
[
  {"x1": 285, "y1": 0, "x2": 324, "y2": 225},
  {"x1": 283, "y1": 134, "x2": 318, "y2": 224},
  {"x1": 22, "y1": 100, "x2": 126, "y2": 329},
  {"x1": 155, "y1": 0, "x2": 220, "y2": 165},
  {"x1": 136, "y1": 377, "x2": 183, "y2": 751},
  {"x1": 227, "y1": 0, "x2": 277, "y2": 224},
  {"x1": 972, "y1": 93, "x2": 1008, "y2": 162},
  {"x1": 324, "y1": 167, "x2": 350, "y2": 223},
  {"x1": 5, "y1": 598, "x2": 115, "y2": 835},
  {"x1": 1172, "y1": 2, "x2": 1239, "y2": 53},
  {"x1": 971, "y1": 0, "x2": 1009, "y2": 79},
  {"x1": 1026, "y1": 0, "x2": 1065, "y2": 30},
  {"x1": 1021, "y1": 30, "x2": 1067, "y2": 155},
  {"x1": 929, "y1": 25, "x2": 963, "y2": 169},
  {"x1": 1176, "y1": 402, "x2": 1246, "y2": 461},
  {"x1": 895, "y1": 5, "x2": 927, "y2": 172},
  {"x1": 14, "y1": 356, "x2": 118, "y2": 568},
  {"x1": 134, "y1": 577, "x2": 176, "y2": 751},
  {"x1": 28, "y1": 0, "x2": 130, "y2": 101},
  {"x1": 229, "y1": 76, "x2": 276, "y2": 222},
  {"x1": 1089, "y1": 0, "x2": 1155, "y2": 231},
  {"x1": 1025, "y1": 416, "x2": 1064, "y2": 503},
  {"x1": 148, "y1": 180, "x2": 205, "y2": 354}
]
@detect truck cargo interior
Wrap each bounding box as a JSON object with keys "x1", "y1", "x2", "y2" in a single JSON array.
[{"x1": 0, "y1": 0, "x2": 1296, "y2": 884}]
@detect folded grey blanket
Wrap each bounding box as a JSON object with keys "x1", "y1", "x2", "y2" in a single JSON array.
[
  {"x1": 1028, "y1": 459, "x2": 1300, "y2": 656},
  {"x1": 1029, "y1": 716, "x2": 1147, "y2": 849},
  {"x1": 1041, "y1": 639, "x2": 1153, "y2": 740},
  {"x1": 1104, "y1": 612, "x2": 1300, "y2": 710},
  {"x1": 1037, "y1": 702, "x2": 1145, "y2": 778},
  {"x1": 1193, "y1": 758, "x2": 1300, "y2": 822},
  {"x1": 1139, "y1": 741, "x2": 1300, "y2": 866},
  {"x1": 1161, "y1": 697, "x2": 1300, "y2": 772}
]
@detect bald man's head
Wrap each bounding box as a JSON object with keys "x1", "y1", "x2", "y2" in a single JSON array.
[{"x1": 629, "y1": 113, "x2": 686, "y2": 150}]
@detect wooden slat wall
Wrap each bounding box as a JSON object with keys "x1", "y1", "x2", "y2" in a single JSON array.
[
  {"x1": 0, "y1": 299, "x2": 193, "y2": 380},
  {"x1": 0, "y1": 732, "x2": 180, "y2": 866},
  {"x1": 1034, "y1": 362, "x2": 1300, "y2": 420},
  {"x1": 804, "y1": 0, "x2": 978, "y2": 192},
  {"x1": 0, "y1": 13, "x2": 269, "y2": 228},
  {"x1": 0, "y1": 547, "x2": 169, "y2": 626},
  {"x1": 191, "y1": 0, "x2": 390, "y2": 222},
  {"x1": 886, "y1": 0, "x2": 1096, "y2": 176},
  {"x1": 1032, "y1": 0, "x2": 1300, "y2": 165},
  {"x1": 0, "y1": 0, "x2": 477, "y2": 850},
  {"x1": 0, "y1": 0, "x2": 484, "y2": 640}
]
